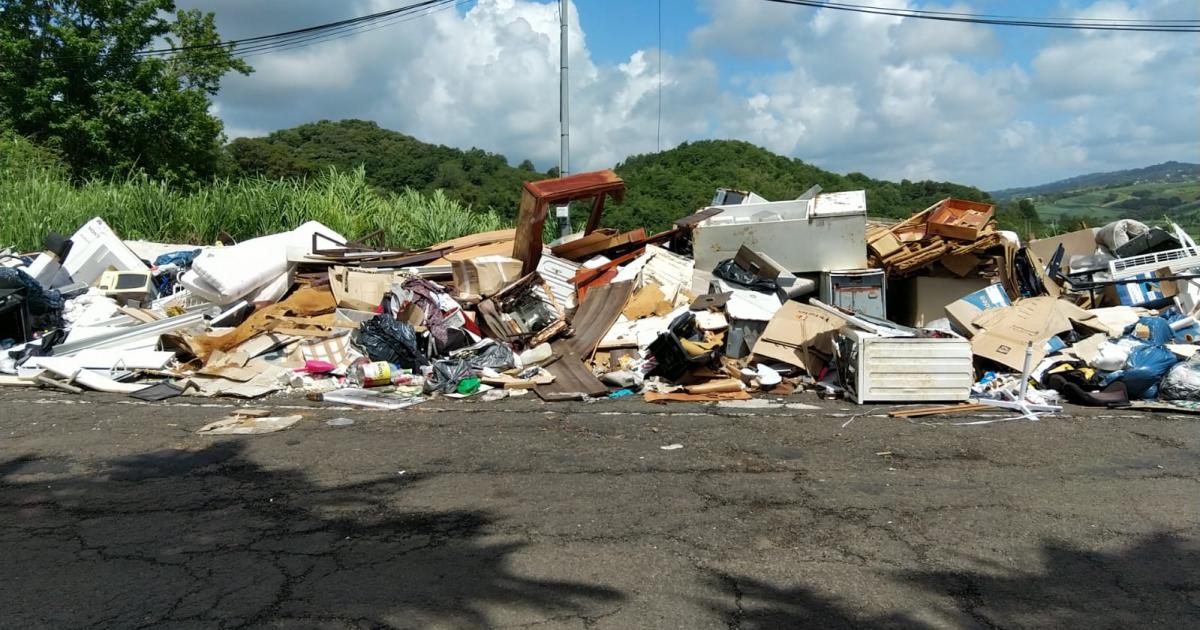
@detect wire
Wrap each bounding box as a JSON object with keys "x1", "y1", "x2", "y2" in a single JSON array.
[
  {"x1": 798, "y1": 1, "x2": 1200, "y2": 23},
  {"x1": 139, "y1": 0, "x2": 456, "y2": 56},
  {"x1": 14, "y1": 0, "x2": 466, "y2": 62},
  {"x1": 759, "y1": 0, "x2": 1200, "y2": 32},
  {"x1": 232, "y1": 0, "x2": 471, "y2": 60}
]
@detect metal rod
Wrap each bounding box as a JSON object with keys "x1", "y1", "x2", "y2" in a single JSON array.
[
  {"x1": 557, "y1": 0, "x2": 572, "y2": 238},
  {"x1": 559, "y1": 0, "x2": 569, "y2": 178},
  {"x1": 1018, "y1": 341, "x2": 1033, "y2": 402}
]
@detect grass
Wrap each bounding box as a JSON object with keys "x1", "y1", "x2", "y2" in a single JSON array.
[
  {"x1": 1031, "y1": 181, "x2": 1200, "y2": 236},
  {"x1": 0, "y1": 134, "x2": 509, "y2": 253},
  {"x1": 1037, "y1": 181, "x2": 1200, "y2": 219}
]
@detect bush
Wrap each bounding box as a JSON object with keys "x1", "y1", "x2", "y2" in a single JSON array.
[{"x1": 0, "y1": 134, "x2": 507, "y2": 252}]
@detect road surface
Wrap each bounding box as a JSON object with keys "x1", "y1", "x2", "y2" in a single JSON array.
[{"x1": 1, "y1": 391, "x2": 1197, "y2": 629}]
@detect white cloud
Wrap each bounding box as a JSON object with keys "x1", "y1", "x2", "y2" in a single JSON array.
[{"x1": 186, "y1": 0, "x2": 1199, "y2": 190}]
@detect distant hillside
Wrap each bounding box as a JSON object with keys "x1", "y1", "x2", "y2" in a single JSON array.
[
  {"x1": 226, "y1": 121, "x2": 991, "y2": 232},
  {"x1": 611, "y1": 140, "x2": 990, "y2": 232},
  {"x1": 993, "y1": 161, "x2": 1200, "y2": 201},
  {"x1": 226, "y1": 119, "x2": 548, "y2": 215}
]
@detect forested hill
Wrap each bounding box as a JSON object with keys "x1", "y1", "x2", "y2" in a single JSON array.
[
  {"x1": 226, "y1": 120, "x2": 990, "y2": 231},
  {"x1": 226, "y1": 119, "x2": 547, "y2": 213},
  {"x1": 611, "y1": 140, "x2": 988, "y2": 231},
  {"x1": 992, "y1": 161, "x2": 1200, "y2": 201}
]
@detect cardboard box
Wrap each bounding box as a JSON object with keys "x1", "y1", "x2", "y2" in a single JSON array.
[
  {"x1": 944, "y1": 283, "x2": 1012, "y2": 337},
  {"x1": 328, "y1": 266, "x2": 406, "y2": 312},
  {"x1": 969, "y1": 297, "x2": 1105, "y2": 371},
  {"x1": 750, "y1": 301, "x2": 843, "y2": 375},
  {"x1": 927, "y1": 198, "x2": 995, "y2": 241},
  {"x1": 1105, "y1": 269, "x2": 1179, "y2": 307},
  {"x1": 451, "y1": 256, "x2": 522, "y2": 299},
  {"x1": 889, "y1": 276, "x2": 992, "y2": 328},
  {"x1": 1027, "y1": 228, "x2": 1099, "y2": 268}
]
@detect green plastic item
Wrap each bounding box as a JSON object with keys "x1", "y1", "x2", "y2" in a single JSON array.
[{"x1": 456, "y1": 377, "x2": 482, "y2": 395}]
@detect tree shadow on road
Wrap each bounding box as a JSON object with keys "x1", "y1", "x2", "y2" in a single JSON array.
[
  {"x1": 703, "y1": 571, "x2": 930, "y2": 630},
  {"x1": 0, "y1": 442, "x2": 624, "y2": 629},
  {"x1": 902, "y1": 532, "x2": 1200, "y2": 629},
  {"x1": 704, "y1": 533, "x2": 1199, "y2": 630}
]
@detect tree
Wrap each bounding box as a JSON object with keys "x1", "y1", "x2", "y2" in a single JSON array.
[
  {"x1": 1018, "y1": 198, "x2": 1038, "y2": 221},
  {"x1": 0, "y1": 1, "x2": 251, "y2": 183}
]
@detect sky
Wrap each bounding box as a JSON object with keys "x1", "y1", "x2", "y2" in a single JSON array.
[{"x1": 179, "y1": 0, "x2": 1200, "y2": 191}]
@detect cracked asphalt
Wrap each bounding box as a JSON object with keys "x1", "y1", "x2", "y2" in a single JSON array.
[{"x1": 1, "y1": 390, "x2": 1198, "y2": 629}]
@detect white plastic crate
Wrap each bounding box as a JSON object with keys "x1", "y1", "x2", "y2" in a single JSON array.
[{"x1": 836, "y1": 327, "x2": 974, "y2": 404}]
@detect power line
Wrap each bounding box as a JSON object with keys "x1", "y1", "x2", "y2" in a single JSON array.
[
  {"x1": 138, "y1": 0, "x2": 456, "y2": 57},
  {"x1": 759, "y1": 0, "x2": 1200, "y2": 32},
  {"x1": 231, "y1": 0, "x2": 472, "y2": 60},
  {"x1": 798, "y1": 1, "x2": 1200, "y2": 23},
  {"x1": 13, "y1": 0, "x2": 466, "y2": 62}
]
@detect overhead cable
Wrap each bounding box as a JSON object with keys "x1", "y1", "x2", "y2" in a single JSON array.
[{"x1": 760, "y1": 0, "x2": 1200, "y2": 32}]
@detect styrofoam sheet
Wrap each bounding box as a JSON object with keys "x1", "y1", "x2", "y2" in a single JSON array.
[{"x1": 25, "y1": 350, "x2": 174, "y2": 370}]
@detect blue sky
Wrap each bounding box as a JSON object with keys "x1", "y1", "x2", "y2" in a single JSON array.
[{"x1": 187, "y1": 0, "x2": 1200, "y2": 190}]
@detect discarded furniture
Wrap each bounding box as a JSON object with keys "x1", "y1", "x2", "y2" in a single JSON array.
[{"x1": 512, "y1": 170, "x2": 626, "y2": 275}]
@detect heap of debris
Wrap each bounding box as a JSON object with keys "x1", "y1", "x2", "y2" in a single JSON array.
[{"x1": 3, "y1": 170, "x2": 1199, "y2": 418}]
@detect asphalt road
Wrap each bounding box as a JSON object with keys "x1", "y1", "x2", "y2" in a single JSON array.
[{"x1": 1, "y1": 390, "x2": 1197, "y2": 629}]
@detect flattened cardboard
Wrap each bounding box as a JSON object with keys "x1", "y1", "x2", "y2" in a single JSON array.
[
  {"x1": 969, "y1": 297, "x2": 1105, "y2": 371},
  {"x1": 1027, "y1": 228, "x2": 1098, "y2": 268},
  {"x1": 750, "y1": 301, "x2": 842, "y2": 375},
  {"x1": 940, "y1": 254, "x2": 981, "y2": 277},
  {"x1": 622, "y1": 284, "x2": 671, "y2": 320}
]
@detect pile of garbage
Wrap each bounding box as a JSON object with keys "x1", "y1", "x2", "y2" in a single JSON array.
[{"x1": 2, "y1": 169, "x2": 1199, "y2": 416}]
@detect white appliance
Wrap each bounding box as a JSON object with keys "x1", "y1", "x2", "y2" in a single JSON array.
[
  {"x1": 835, "y1": 327, "x2": 973, "y2": 404},
  {"x1": 694, "y1": 190, "x2": 867, "y2": 274}
]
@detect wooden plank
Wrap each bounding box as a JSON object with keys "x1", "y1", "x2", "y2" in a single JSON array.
[
  {"x1": 571, "y1": 247, "x2": 646, "y2": 286},
  {"x1": 584, "y1": 192, "x2": 608, "y2": 235},
  {"x1": 513, "y1": 190, "x2": 546, "y2": 276},
  {"x1": 523, "y1": 170, "x2": 624, "y2": 203},
  {"x1": 429, "y1": 228, "x2": 517, "y2": 251},
  {"x1": 568, "y1": 280, "x2": 635, "y2": 357},
  {"x1": 550, "y1": 229, "x2": 617, "y2": 260},
  {"x1": 535, "y1": 341, "x2": 609, "y2": 401},
  {"x1": 554, "y1": 228, "x2": 646, "y2": 262},
  {"x1": 888, "y1": 403, "x2": 991, "y2": 418}
]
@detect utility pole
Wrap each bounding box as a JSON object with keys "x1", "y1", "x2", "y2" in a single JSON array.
[{"x1": 556, "y1": 0, "x2": 571, "y2": 238}]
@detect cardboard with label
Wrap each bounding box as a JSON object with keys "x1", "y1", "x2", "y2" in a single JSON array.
[
  {"x1": 968, "y1": 297, "x2": 1106, "y2": 371},
  {"x1": 944, "y1": 283, "x2": 1012, "y2": 337}
]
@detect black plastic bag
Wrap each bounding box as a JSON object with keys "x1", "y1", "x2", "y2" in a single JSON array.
[
  {"x1": 428, "y1": 327, "x2": 473, "y2": 358},
  {"x1": 457, "y1": 340, "x2": 516, "y2": 371},
  {"x1": 426, "y1": 358, "x2": 473, "y2": 394},
  {"x1": 355, "y1": 314, "x2": 429, "y2": 369},
  {"x1": 713, "y1": 259, "x2": 776, "y2": 294}
]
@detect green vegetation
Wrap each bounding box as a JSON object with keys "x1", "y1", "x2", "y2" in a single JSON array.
[
  {"x1": 992, "y1": 161, "x2": 1200, "y2": 201},
  {"x1": 227, "y1": 120, "x2": 547, "y2": 216},
  {"x1": 611, "y1": 139, "x2": 990, "y2": 232},
  {"x1": 0, "y1": 1, "x2": 250, "y2": 184},
  {"x1": 0, "y1": 134, "x2": 502, "y2": 252},
  {"x1": 1011, "y1": 181, "x2": 1200, "y2": 236},
  {"x1": 227, "y1": 122, "x2": 992, "y2": 233}
]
